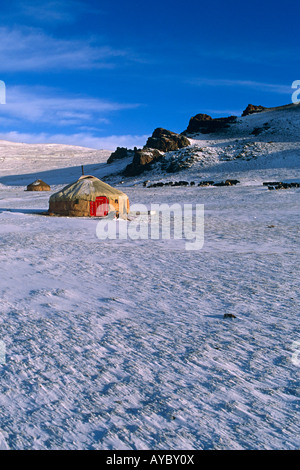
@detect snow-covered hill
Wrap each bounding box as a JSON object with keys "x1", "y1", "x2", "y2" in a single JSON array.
[
  {"x1": 0, "y1": 104, "x2": 299, "y2": 450},
  {"x1": 120, "y1": 103, "x2": 300, "y2": 186},
  {"x1": 0, "y1": 140, "x2": 113, "y2": 186},
  {"x1": 1, "y1": 103, "x2": 300, "y2": 189}
]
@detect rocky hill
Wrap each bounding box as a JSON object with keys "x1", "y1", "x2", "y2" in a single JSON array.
[
  {"x1": 108, "y1": 102, "x2": 300, "y2": 183},
  {"x1": 0, "y1": 102, "x2": 299, "y2": 187}
]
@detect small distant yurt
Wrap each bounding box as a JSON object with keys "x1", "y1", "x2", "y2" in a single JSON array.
[
  {"x1": 27, "y1": 179, "x2": 50, "y2": 191},
  {"x1": 48, "y1": 175, "x2": 130, "y2": 218}
]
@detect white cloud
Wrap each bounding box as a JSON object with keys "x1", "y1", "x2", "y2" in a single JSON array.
[
  {"x1": 0, "y1": 130, "x2": 148, "y2": 150},
  {"x1": 19, "y1": 0, "x2": 83, "y2": 22},
  {"x1": 11, "y1": 0, "x2": 104, "y2": 24},
  {"x1": 0, "y1": 85, "x2": 145, "y2": 151},
  {"x1": 187, "y1": 78, "x2": 292, "y2": 95},
  {"x1": 0, "y1": 26, "x2": 130, "y2": 71},
  {"x1": 2, "y1": 85, "x2": 141, "y2": 126}
]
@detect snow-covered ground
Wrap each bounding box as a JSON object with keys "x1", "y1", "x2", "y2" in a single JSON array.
[
  {"x1": 0, "y1": 140, "x2": 113, "y2": 186},
  {"x1": 0, "y1": 105, "x2": 299, "y2": 450}
]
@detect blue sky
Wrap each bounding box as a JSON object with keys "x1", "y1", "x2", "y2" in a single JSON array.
[{"x1": 0, "y1": 0, "x2": 298, "y2": 149}]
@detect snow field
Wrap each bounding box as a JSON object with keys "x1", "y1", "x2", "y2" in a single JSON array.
[{"x1": 0, "y1": 178, "x2": 299, "y2": 450}]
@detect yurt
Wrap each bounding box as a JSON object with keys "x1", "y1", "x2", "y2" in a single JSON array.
[
  {"x1": 27, "y1": 179, "x2": 50, "y2": 191},
  {"x1": 48, "y1": 175, "x2": 130, "y2": 218}
]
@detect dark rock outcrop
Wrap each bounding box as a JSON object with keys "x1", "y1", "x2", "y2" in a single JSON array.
[
  {"x1": 225, "y1": 179, "x2": 240, "y2": 185},
  {"x1": 198, "y1": 181, "x2": 214, "y2": 186},
  {"x1": 184, "y1": 114, "x2": 237, "y2": 134},
  {"x1": 242, "y1": 104, "x2": 266, "y2": 117},
  {"x1": 267, "y1": 182, "x2": 300, "y2": 190},
  {"x1": 123, "y1": 148, "x2": 163, "y2": 176},
  {"x1": 107, "y1": 147, "x2": 135, "y2": 164},
  {"x1": 213, "y1": 179, "x2": 240, "y2": 187},
  {"x1": 123, "y1": 128, "x2": 190, "y2": 176},
  {"x1": 148, "y1": 180, "x2": 189, "y2": 188},
  {"x1": 145, "y1": 128, "x2": 190, "y2": 152}
]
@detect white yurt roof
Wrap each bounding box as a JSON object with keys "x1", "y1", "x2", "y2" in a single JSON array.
[{"x1": 49, "y1": 175, "x2": 128, "y2": 203}]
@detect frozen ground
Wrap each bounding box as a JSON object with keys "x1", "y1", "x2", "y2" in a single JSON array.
[
  {"x1": 0, "y1": 105, "x2": 299, "y2": 450},
  {"x1": 0, "y1": 139, "x2": 112, "y2": 186},
  {"x1": 0, "y1": 175, "x2": 299, "y2": 450}
]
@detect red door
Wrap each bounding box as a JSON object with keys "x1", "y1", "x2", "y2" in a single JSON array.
[{"x1": 90, "y1": 197, "x2": 109, "y2": 217}]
